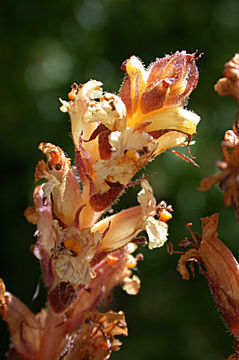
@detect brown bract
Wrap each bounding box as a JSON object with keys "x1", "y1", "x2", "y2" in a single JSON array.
[
  {"x1": 177, "y1": 214, "x2": 239, "y2": 338},
  {"x1": 215, "y1": 53, "x2": 239, "y2": 104}
]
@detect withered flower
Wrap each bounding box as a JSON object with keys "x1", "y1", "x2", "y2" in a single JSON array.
[
  {"x1": 177, "y1": 214, "x2": 239, "y2": 340},
  {"x1": 215, "y1": 53, "x2": 239, "y2": 104},
  {"x1": 199, "y1": 53, "x2": 239, "y2": 222},
  {"x1": 199, "y1": 120, "x2": 239, "y2": 221}
]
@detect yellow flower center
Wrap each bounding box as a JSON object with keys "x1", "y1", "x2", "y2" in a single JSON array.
[{"x1": 64, "y1": 238, "x2": 82, "y2": 254}]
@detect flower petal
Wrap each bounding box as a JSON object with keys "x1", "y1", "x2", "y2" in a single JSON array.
[
  {"x1": 144, "y1": 216, "x2": 168, "y2": 249},
  {"x1": 130, "y1": 107, "x2": 200, "y2": 135},
  {"x1": 92, "y1": 206, "x2": 142, "y2": 252},
  {"x1": 120, "y1": 56, "x2": 147, "y2": 116}
]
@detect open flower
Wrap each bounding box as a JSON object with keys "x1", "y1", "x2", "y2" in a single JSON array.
[
  {"x1": 120, "y1": 51, "x2": 200, "y2": 156},
  {"x1": 92, "y1": 179, "x2": 171, "y2": 252},
  {"x1": 60, "y1": 51, "x2": 200, "y2": 213}
]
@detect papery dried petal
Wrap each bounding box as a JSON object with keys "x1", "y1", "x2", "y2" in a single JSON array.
[
  {"x1": 122, "y1": 275, "x2": 141, "y2": 295},
  {"x1": 83, "y1": 92, "x2": 127, "y2": 132},
  {"x1": 64, "y1": 310, "x2": 127, "y2": 360},
  {"x1": 144, "y1": 216, "x2": 168, "y2": 249},
  {"x1": 52, "y1": 221, "x2": 103, "y2": 286},
  {"x1": 93, "y1": 128, "x2": 158, "y2": 190},
  {"x1": 64, "y1": 80, "x2": 103, "y2": 149}
]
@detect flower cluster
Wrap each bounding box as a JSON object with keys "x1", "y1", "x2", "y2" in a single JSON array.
[{"x1": 1, "y1": 51, "x2": 200, "y2": 359}]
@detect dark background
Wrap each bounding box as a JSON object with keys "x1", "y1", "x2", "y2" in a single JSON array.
[{"x1": 1, "y1": 0, "x2": 239, "y2": 358}]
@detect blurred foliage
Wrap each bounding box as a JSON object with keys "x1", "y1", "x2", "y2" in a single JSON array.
[{"x1": 1, "y1": 0, "x2": 239, "y2": 358}]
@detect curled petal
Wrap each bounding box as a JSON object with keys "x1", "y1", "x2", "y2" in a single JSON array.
[
  {"x1": 154, "y1": 131, "x2": 188, "y2": 156},
  {"x1": 37, "y1": 143, "x2": 83, "y2": 225},
  {"x1": 177, "y1": 248, "x2": 200, "y2": 280},
  {"x1": 63, "y1": 80, "x2": 103, "y2": 149}
]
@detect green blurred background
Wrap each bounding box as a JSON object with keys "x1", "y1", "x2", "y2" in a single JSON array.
[{"x1": 1, "y1": 0, "x2": 239, "y2": 358}]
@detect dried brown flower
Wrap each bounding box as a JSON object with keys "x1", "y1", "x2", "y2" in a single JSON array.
[
  {"x1": 177, "y1": 214, "x2": 239, "y2": 339},
  {"x1": 215, "y1": 53, "x2": 239, "y2": 104},
  {"x1": 199, "y1": 121, "x2": 239, "y2": 221}
]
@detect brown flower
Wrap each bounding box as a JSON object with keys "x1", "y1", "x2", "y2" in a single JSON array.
[
  {"x1": 177, "y1": 214, "x2": 239, "y2": 337},
  {"x1": 199, "y1": 125, "x2": 239, "y2": 221},
  {"x1": 215, "y1": 53, "x2": 239, "y2": 104}
]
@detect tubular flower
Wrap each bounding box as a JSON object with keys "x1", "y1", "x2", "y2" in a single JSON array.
[
  {"x1": 177, "y1": 214, "x2": 239, "y2": 341},
  {"x1": 92, "y1": 179, "x2": 170, "y2": 252},
  {"x1": 60, "y1": 50, "x2": 200, "y2": 212},
  {"x1": 120, "y1": 51, "x2": 200, "y2": 156},
  {"x1": 2, "y1": 51, "x2": 200, "y2": 360}
]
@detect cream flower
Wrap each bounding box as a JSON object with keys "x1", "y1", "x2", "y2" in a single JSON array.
[
  {"x1": 92, "y1": 180, "x2": 170, "y2": 252},
  {"x1": 52, "y1": 221, "x2": 102, "y2": 286}
]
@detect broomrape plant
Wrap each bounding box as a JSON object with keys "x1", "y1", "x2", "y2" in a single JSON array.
[{"x1": 0, "y1": 50, "x2": 201, "y2": 359}]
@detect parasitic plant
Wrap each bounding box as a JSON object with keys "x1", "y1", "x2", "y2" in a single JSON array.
[{"x1": 0, "y1": 51, "x2": 200, "y2": 360}]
